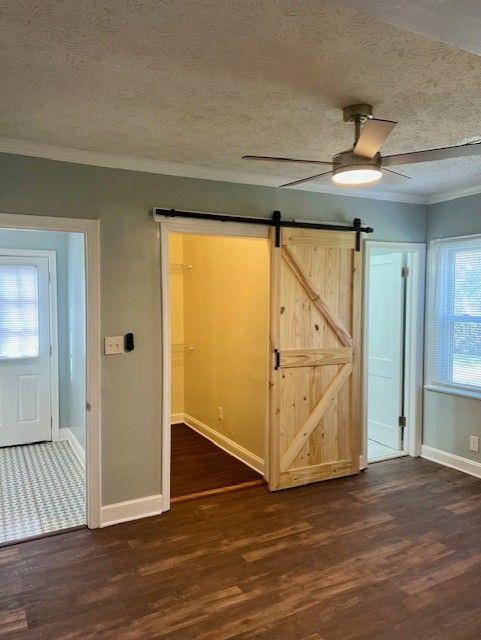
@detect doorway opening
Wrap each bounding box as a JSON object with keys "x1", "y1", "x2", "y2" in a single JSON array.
[
  {"x1": 0, "y1": 228, "x2": 87, "y2": 544},
  {"x1": 159, "y1": 211, "x2": 366, "y2": 510},
  {"x1": 364, "y1": 241, "x2": 425, "y2": 464},
  {"x1": 168, "y1": 231, "x2": 269, "y2": 503}
]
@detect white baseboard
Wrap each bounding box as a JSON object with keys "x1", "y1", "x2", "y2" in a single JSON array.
[
  {"x1": 100, "y1": 493, "x2": 163, "y2": 528},
  {"x1": 58, "y1": 427, "x2": 85, "y2": 468},
  {"x1": 171, "y1": 412, "x2": 184, "y2": 424},
  {"x1": 421, "y1": 445, "x2": 481, "y2": 479},
  {"x1": 182, "y1": 413, "x2": 264, "y2": 475}
]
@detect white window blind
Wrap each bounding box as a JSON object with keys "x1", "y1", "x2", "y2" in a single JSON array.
[
  {"x1": 0, "y1": 264, "x2": 39, "y2": 359},
  {"x1": 429, "y1": 237, "x2": 481, "y2": 391}
]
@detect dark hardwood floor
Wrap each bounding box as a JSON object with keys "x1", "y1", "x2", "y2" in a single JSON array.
[
  {"x1": 170, "y1": 423, "x2": 262, "y2": 499},
  {"x1": 2, "y1": 457, "x2": 481, "y2": 639}
]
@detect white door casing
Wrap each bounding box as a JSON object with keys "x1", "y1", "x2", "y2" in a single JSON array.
[
  {"x1": 367, "y1": 251, "x2": 404, "y2": 451},
  {"x1": 0, "y1": 213, "x2": 100, "y2": 531},
  {"x1": 0, "y1": 254, "x2": 52, "y2": 447}
]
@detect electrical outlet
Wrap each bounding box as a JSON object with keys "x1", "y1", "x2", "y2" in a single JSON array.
[
  {"x1": 104, "y1": 336, "x2": 124, "y2": 355},
  {"x1": 218, "y1": 406, "x2": 224, "y2": 421},
  {"x1": 469, "y1": 435, "x2": 479, "y2": 453}
]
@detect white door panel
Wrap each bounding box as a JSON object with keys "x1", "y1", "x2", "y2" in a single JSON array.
[
  {"x1": 0, "y1": 256, "x2": 52, "y2": 447},
  {"x1": 18, "y1": 373, "x2": 40, "y2": 422},
  {"x1": 367, "y1": 252, "x2": 404, "y2": 450}
]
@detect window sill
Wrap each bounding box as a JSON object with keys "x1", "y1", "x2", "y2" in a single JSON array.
[{"x1": 424, "y1": 384, "x2": 481, "y2": 401}]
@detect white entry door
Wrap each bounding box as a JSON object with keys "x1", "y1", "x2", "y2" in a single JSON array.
[
  {"x1": 0, "y1": 255, "x2": 52, "y2": 447},
  {"x1": 367, "y1": 251, "x2": 405, "y2": 451}
]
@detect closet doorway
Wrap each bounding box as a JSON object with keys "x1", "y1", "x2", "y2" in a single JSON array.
[{"x1": 166, "y1": 227, "x2": 270, "y2": 503}]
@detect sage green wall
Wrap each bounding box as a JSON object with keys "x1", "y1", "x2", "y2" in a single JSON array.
[
  {"x1": 425, "y1": 193, "x2": 481, "y2": 464},
  {"x1": 0, "y1": 152, "x2": 426, "y2": 505}
]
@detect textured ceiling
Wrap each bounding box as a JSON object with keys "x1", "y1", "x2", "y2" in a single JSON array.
[
  {"x1": 333, "y1": 0, "x2": 481, "y2": 57},
  {"x1": 2, "y1": 0, "x2": 481, "y2": 200}
]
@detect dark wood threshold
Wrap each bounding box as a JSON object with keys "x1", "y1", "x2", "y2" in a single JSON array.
[
  {"x1": 171, "y1": 479, "x2": 265, "y2": 504},
  {"x1": 0, "y1": 524, "x2": 86, "y2": 549}
]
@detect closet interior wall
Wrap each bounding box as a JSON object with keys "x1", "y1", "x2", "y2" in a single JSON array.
[{"x1": 169, "y1": 233, "x2": 269, "y2": 467}]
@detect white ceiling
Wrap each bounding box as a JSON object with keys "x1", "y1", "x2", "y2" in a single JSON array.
[
  {"x1": 2, "y1": 0, "x2": 481, "y2": 203},
  {"x1": 333, "y1": 1, "x2": 481, "y2": 57}
]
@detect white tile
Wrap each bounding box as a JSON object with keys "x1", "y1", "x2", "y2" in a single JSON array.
[
  {"x1": 0, "y1": 441, "x2": 86, "y2": 544},
  {"x1": 0, "y1": 446, "x2": 42, "y2": 542},
  {"x1": 0, "y1": 460, "x2": 5, "y2": 544},
  {"x1": 368, "y1": 438, "x2": 402, "y2": 462}
]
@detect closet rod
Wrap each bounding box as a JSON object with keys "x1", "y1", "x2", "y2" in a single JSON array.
[{"x1": 153, "y1": 208, "x2": 373, "y2": 251}]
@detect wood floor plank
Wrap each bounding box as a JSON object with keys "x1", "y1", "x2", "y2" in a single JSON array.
[
  {"x1": 401, "y1": 554, "x2": 481, "y2": 595},
  {"x1": 1, "y1": 458, "x2": 481, "y2": 639},
  {"x1": 0, "y1": 609, "x2": 27, "y2": 636}
]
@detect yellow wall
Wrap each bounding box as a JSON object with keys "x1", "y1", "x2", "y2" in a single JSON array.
[
  {"x1": 175, "y1": 233, "x2": 269, "y2": 460},
  {"x1": 169, "y1": 234, "x2": 185, "y2": 415}
]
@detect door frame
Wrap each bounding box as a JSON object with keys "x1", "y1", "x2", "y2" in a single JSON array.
[
  {"x1": 157, "y1": 215, "x2": 270, "y2": 511},
  {"x1": 0, "y1": 248, "x2": 59, "y2": 441},
  {"x1": 362, "y1": 241, "x2": 426, "y2": 465},
  {"x1": 0, "y1": 213, "x2": 101, "y2": 529}
]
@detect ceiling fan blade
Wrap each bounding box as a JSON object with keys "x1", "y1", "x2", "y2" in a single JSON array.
[
  {"x1": 353, "y1": 118, "x2": 397, "y2": 159},
  {"x1": 279, "y1": 170, "x2": 333, "y2": 188},
  {"x1": 383, "y1": 141, "x2": 481, "y2": 167},
  {"x1": 381, "y1": 167, "x2": 411, "y2": 185},
  {"x1": 243, "y1": 155, "x2": 331, "y2": 165}
]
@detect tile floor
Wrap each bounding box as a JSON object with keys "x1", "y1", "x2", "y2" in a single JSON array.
[
  {"x1": 368, "y1": 438, "x2": 403, "y2": 462},
  {"x1": 0, "y1": 440, "x2": 85, "y2": 543}
]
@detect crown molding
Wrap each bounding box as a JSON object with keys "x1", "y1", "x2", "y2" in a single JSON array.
[
  {"x1": 0, "y1": 137, "x2": 428, "y2": 205},
  {"x1": 285, "y1": 181, "x2": 426, "y2": 204},
  {"x1": 425, "y1": 183, "x2": 481, "y2": 205},
  {"x1": 0, "y1": 137, "x2": 277, "y2": 186}
]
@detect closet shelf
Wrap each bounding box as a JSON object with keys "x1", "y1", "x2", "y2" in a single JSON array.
[
  {"x1": 171, "y1": 343, "x2": 194, "y2": 351},
  {"x1": 170, "y1": 262, "x2": 192, "y2": 272}
]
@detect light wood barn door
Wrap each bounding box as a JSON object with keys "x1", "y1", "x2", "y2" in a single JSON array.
[{"x1": 269, "y1": 228, "x2": 362, "y2": 490}]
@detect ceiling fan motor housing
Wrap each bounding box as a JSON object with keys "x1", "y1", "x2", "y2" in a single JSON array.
[
  {"x1": 332, "y1": 149, "x2": 381, "y2": 173},
  {"x1": 342, "y1": 103, "x2": 373, "y2": 123}
]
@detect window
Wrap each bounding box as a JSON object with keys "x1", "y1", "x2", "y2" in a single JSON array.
[
  {"x1": 428, "y1": 237, "x2": 481, "y2": 393},
  {"x1": 0, "y1": 264, "x2": 39, "y2": 359}
]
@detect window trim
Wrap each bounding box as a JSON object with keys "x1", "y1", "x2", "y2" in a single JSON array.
[
  {"x1": 424, "y1": 383, "x2": 481, "y2": 401},
  {"x1": 426, "y1": 233, "x2": 481, "y2": 398}
]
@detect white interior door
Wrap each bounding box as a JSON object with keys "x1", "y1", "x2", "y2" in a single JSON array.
[
  {"x1": 367, "y1": 251, "x2": 405, "y2": 451},
  {"x1": 0, "y1": 255, "x2": 52, "y2": 447}
]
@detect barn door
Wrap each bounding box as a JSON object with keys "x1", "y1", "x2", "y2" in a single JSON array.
[{"x1": 269, "y1": 227, "x2": 362, "y2": 490}]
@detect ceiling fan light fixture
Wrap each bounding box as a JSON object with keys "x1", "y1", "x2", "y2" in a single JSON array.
[
  {"x1": 332, "y1": 165, "x2": 382, "y2": 185},
  {"x1": 243, "y1": 102, "x2": 481, "y2": 190}
]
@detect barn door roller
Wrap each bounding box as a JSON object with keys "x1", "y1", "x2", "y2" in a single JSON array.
[{"x1": 153, "y1": 208, "x2": 373, "y2": 251}]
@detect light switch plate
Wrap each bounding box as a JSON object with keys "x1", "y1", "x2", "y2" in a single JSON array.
[{"x1": 104, "y1": 336, "x2": 124, "y2": 355}]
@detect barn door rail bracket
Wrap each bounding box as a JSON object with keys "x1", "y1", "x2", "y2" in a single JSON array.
[
  {"x1": 273, "y1": 210, "x2": 281, "y2": 247},
  {"x1": 153, "y1": 208, "x2": 373, "y2": 250}
]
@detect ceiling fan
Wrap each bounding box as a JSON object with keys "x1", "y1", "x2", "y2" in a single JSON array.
[{"x1": 243, "y1": 103, "x2": 481, "y2": 188}]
